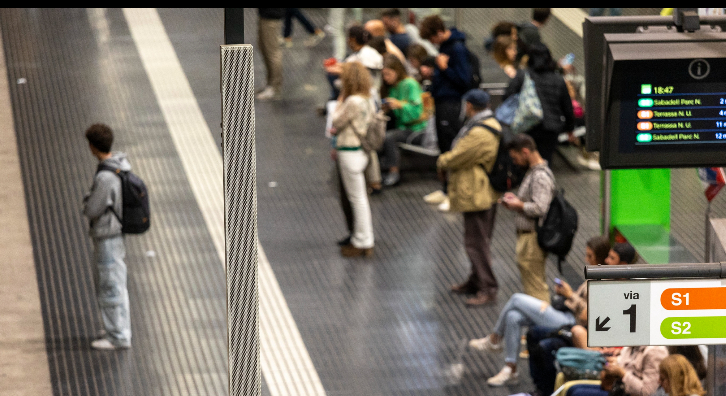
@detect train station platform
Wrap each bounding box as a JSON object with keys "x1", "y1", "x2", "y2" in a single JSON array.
[{"x1": 1, "y1": 7, "x2": 715, "y2": 396}]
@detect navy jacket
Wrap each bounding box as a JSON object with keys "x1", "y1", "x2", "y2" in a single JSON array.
[{"x1": 431, "y1": 28, "x2": 472, "y2": 101}]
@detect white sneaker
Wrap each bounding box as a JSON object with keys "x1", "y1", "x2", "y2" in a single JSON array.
[
  {"x1": 423, "y1": 190, "x2": 446, "y2": 204},
  {"x1": 468, "y1": 335, "x2": 503, "y2": 353},
  {"x1": 91, "y1": 338, "x2": 129, "y2": 350},
  {"x1": 304, "y1": 31, "x2": 326, "y2": 47},
  {"x1": 487, "y1": 366, "x2": 519, "y2": 386},
  {"x1": 255, "y1": 86, "x2": 279, "y2": 101},
  {"x1": 586, "y1": 159, "x2": 601, "y2": 170},
  {"x1": 437, "y1": 197, "x2": 450, "y2": 212}
]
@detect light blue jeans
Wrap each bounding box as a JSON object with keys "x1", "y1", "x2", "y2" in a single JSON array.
[
  {"x1": 93, "y1": 235, "x2": 131, "y2": 347},
  {"x1": 492, "y1": 293, "x2": 575, "y2": 363}
]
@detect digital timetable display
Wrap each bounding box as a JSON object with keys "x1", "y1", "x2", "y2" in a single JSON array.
[{"x1": 603, "y1": 56, "x2": 726, "y2": 168}]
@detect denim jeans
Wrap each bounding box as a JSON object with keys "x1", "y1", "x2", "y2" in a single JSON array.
[
  {"x1": 492, "y1": 293, "x2": 575, "y2": 363},
  {"x1": 93, "y1": 235, "x2": 131, "y2": 347}
]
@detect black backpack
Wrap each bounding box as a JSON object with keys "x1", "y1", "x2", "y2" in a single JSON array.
[
  {"x1": 98, "y1": 164, "x2": 151, "y2": 234},
  {"x1": 466, "y1": 48, "x2": 482, "y2": 90},
  {"x1": 537, "y1": 187, "x2": 578, "y2": 272},
  {"x1": 477, "y1": 121, "x2": 527, "y2": 192}
]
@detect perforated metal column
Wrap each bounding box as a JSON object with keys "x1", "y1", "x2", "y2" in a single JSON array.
[{"x1": 222, "y1": 45, "x2": 259, "y2": 396}]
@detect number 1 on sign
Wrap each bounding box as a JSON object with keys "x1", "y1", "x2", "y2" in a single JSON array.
[{"x1": 623, "y1": 304, "x2": 636, "y2": 332}]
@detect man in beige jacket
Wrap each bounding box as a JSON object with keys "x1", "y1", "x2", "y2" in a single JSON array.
[{"x1": 437, "y1": 89, "x2": 502, "y2": 306}]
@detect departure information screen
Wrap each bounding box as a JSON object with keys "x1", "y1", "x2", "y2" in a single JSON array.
[{"x1": 617, "y1": 58, "x2": 726, "y2": 155}]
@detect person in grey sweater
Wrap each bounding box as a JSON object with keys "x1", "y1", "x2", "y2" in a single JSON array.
[{"x1": 83, "y1": 123, "x2": 132, "y2": 350}]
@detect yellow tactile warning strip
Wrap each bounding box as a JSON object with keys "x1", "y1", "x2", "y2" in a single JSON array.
[
  {"x1": 552, "y1": 8, "x2": 588, "y2": 38},
  {"x1": 123, "y1": 8, "x2": 326, "y2": 395},
  {"x1": 0, "y1": 24, "x2": 53, "y2": 396}
]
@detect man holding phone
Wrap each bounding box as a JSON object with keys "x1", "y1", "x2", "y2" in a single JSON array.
[{"x1": 499, "y1": 134, "x2": 555, "y2": 302}]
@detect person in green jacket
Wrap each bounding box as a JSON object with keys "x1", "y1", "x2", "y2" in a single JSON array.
[{"x1": 378, "y1": 54, "x2": 428, "y2": 186}]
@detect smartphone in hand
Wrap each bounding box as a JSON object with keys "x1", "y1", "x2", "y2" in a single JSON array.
[{"x1": 554, "y1": 278, "x2": 563, "y2": 286}]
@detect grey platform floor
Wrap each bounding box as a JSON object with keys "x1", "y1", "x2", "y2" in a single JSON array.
[{"x1": 1, "y1": 7, "x2": 718, "y2": 396}]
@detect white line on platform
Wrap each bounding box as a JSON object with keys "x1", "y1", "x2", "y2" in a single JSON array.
[{"x1": 123, "y1": 8, "x2": 326, "y2": 396}]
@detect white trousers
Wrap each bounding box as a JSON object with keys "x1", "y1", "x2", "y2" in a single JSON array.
[{"x1": 338, "y1": 149, "x2": 374, "y2": 248}]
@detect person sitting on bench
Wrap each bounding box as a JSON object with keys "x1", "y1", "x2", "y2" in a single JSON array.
[{"x1": 378, "y1": 54, "x2": 428, "y2": 187}]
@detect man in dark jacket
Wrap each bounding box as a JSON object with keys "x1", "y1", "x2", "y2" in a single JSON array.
[
  {"x1": 420, "y1": 14, "x2": 475, "y2": 211},
  {"x1": 420, "y1": 15, "x2": 474, "y2": 156},
  {"x1": 83, "y1": 124, "x2": 132, "y2": 350}
]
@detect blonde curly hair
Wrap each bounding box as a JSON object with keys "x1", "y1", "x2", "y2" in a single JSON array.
[{"x1": 339, "y1": 61, "x2": 371, "y2": 100}]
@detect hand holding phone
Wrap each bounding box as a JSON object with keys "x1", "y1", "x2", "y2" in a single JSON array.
[{"x1": 554, "y1": 278, "x2": 563, "y2": 285}]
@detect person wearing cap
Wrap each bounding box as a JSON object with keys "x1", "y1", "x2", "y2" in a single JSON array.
[{"x1": 437, "y1": 88, "x2": 503, "y2": 306}]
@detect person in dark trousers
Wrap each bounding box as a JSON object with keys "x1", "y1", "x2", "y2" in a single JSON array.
[
  {"x1": 438, "y1": 89, "x2": 502, "y2": 306},
  {"x1": 503, "y1": 43, "x2": 574, "y2": 164},
  {"x1": 526, "y1": 235, "x2": 611, "y2": 396},
  {"x1": 83, "y1": 123, "x2": 132, "y2": 350},
  {"x1": 282, "y1": 8, "x2": 325, "y2": 48},
  {"x1": 419, "y1": 14, "x2": 475, "y2": 211}
]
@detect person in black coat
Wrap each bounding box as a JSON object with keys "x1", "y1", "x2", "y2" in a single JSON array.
[{"x1": 503, "y1": 43, "x2": 574, "y2": 164}]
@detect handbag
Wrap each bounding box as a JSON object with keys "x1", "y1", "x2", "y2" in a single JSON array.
[
  {"x1": 555, "y1": 347, "x2": 606, "y2": 382},
  {"x1": 511, "y1": 72, "x2": 543, "y2": 133},
  {"x1": 350, "y1": 100, "x2": 389, "y2": 153},
  {"x1": 494, "y1": 93, "x2": 519, "y2": 126}
]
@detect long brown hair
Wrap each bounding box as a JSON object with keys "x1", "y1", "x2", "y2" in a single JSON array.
[
  {"x1": 492, "y1": 35, "x2": 515, "y2": 66},
  {"x1": 586, "y1": 235, "x2": 611, "y2": 265},
  {"x1": 339, "y1": 61, "x2": 371, "y2": 100},
  {"x1": 380, "y1": 53, "x2": 408, "y2": 98},
  {"x1": 659, "y1": 354, "x2": 705, "y2": 396}
]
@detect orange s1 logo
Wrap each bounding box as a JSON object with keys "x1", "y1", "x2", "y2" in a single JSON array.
[
  {"x1": 638, "y1": 110, "x2": 653, "y2": 119},
  {"x1": 637, "y1": 122, "x2": 653, "y2": 131}
]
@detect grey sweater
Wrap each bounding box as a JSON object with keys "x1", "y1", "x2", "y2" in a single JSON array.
[{"x1": 83, "y1": 152, "x2": 131, "y2": 239}]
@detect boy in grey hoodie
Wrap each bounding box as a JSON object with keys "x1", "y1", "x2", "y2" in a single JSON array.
[{"x1": 83, "y1": 123, "x2": 132, "y2": 350}]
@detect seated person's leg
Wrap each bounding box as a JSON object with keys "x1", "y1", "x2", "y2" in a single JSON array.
[
  {"x1": 528, "y1": 326, "x2": 569, "y2": 395},
  {"x1": 571, "y1": 325, "x2": 588, "y2": 349},
  {"x1": 567, "y1": 384, "x2": 607, "y2": 396},
  {"x1": 326, "y1": 72, "x2": 340, "y2": 100},
  {"x1": 381, "y1": 129, "x2": 413, "y2": 186}
]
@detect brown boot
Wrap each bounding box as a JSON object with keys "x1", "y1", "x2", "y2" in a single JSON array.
[
  {"x1": 340, "y1": 244, "x2": 374, "y2": 258},
  {"x1": 450, "y1": 281, "x2": 478, "y2": 295},
  {"x1": 466, "y1": 291, "x2": 497, "y2": 306}
]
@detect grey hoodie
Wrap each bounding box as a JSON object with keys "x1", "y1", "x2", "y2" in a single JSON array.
[{"x1": 83, "y1": 152, "x2": 132, "y2": 239}]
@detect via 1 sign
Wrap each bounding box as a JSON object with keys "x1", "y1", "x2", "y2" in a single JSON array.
[{"x1": 588, "y1": 278, "x2": 726, "y2": 347}]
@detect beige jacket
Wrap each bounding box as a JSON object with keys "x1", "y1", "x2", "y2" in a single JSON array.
[
  {"x1": 332, "y1": 94, "x2": 372, "y2": 148},
  {"x1": 618, "y1": 346, "x2": 669, "y2": 396},
  {"x1": 436, "y1": 117, "x2": 501, "y2": 212}
]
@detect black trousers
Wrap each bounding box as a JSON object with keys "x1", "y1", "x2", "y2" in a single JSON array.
[{"x1": 434, "y1": 98, "x2": 462, "y2": 192}]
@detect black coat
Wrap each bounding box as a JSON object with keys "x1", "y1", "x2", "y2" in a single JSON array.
[{"x1": 504, "y1": 68, "x2": 574, "y2": 134}]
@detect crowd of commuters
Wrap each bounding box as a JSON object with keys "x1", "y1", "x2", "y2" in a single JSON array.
[{"x1": 250, "y1": 8, "x2": 713, "y2": 396}]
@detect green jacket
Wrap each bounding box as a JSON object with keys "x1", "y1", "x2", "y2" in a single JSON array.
[{"x1": 387, "y1": 77, "x2": 427, "y2": 132}]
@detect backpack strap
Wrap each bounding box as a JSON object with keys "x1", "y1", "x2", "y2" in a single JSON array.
[
  {"x1": 472, "y1": 120, "x2": 502, "y2": 173},
  {"x1": 95, "y1": 164, "x2": 123, "y2": 222}
]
